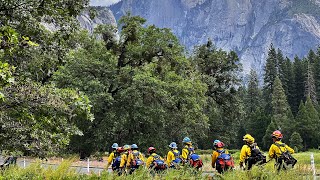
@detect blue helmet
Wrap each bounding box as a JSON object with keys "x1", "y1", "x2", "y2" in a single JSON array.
[
  {"x1": 169, "y1": 142, "x2": 178, "y2": 148},
  {"x1": 111, "y1": 143, "x2": 119, "y2": 149},
  {"x1": 182, "y1": 137, "x2": 191, "y2": 143},
  {"x1": 131, "y1": 144, "x2": 138, "y2": 149},
  {"x1": 213, "y1": 140, "x2": 220, "y2": 146}
]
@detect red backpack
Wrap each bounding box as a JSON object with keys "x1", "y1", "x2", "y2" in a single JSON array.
[
  {"x1": 189, "y1": 154, "x2": 203, "y2": 169},
  {"x1": 216, "y1": 150, "x2": 234, "y2": 171}
]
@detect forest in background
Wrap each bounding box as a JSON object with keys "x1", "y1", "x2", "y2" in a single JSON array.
[{"x1": 0, "y1": 0, "x2": 320, "y2": 158}]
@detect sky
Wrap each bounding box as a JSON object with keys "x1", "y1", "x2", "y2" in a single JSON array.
[{"x1": 90, "y1": 0, "x2": 122, "y2": 6}]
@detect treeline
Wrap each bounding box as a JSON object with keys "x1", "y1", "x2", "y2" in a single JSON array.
[
  {"x1": 243, "y1": 46, "x2": 320, "y2": 151},
  {"x1": 0, "y1": 1, "x2": 318, "y2": 157}
]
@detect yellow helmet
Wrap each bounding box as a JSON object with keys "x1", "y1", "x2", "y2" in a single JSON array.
[{"x1": 243, "y1": 134, "x2": 255, "y2": 143}]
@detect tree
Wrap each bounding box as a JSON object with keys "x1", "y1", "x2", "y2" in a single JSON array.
[
  {"x1": 270, "y1": 76, "x2": 294, "y2": 141},
  {"x1": 54, "y1": 15, "x2": 209, "y2": 154},
  {"x1": 293, "y1": 56, "x2": 306, "y2": 114},
  {"x1": 263, "y1": 44, "x2": 278, "y2": 114},
  {"x1": 305, "y1": 61, "x2": 317, "y2": 106},
  {"x1": 245, "y1": 69, "x2": 262, "y2": 113},
  {"x1": 0, "y1": 81, "x2": 93, "y2": 157},
  {"x1": 289, "y1": 132, "x2": 303, "y2": 152},
  {"x1": 192, "y1": 39, "x2": 243, "y2": 149},
  {"x1": 296, "y1": 97, "x2": 320, "y2": 149}
]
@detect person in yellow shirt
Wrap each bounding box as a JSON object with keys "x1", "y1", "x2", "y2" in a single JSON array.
[
  {"x1": 106, "y1": 143, "x2": 118, "y2": 169},
  {"x1": 181, "y1": 137, "x2": 194, "y2": 163},
  {"x1": 211, "y1": 141, "x2": 233, "y2": 173},
  {"x1": 239, "y1": 134, "x2": 263, "y2": 170},
  {"x1": 119, "y1": 144, "x2": 131, "y2": 174},
  {"x1": 166, "y1": 142, "x2": 182, "y2": 168},
  {"x1": 146, "y1": 147, "x2": 167, "y2": 171},
  {"x1": 268, "y1": 130, "x2": 296, "y2": 171},
  {"x1": 126, "y1": 144, "x2": 145, "y2": 174}
]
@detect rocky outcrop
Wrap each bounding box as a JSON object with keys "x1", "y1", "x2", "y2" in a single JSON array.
[
  {"x1": 78, "y1": 7, "x2": 117, "y2": 33},
  {"x1": 109, "y1": 0, "x2": 320, "y2": 74}
]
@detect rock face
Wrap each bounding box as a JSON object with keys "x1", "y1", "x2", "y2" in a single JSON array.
[
  {"x1": 78, "y1": 7, "x2": 117, "y2": 33},
  {"x1": 109, "y1": 0, "x2": 320, "y2": 74}
]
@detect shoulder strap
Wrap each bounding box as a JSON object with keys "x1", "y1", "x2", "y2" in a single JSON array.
[{"x1": 274, "y1": 143, "x2": 287, "y2": 153}]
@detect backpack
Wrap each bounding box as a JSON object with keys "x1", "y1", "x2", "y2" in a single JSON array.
[
  {"x1": 247, "y1": 144, "x2": 267, "y2": 168},
  {"x1": 274, "y1": 143, "x2": 297, "y2": 167},
  {"x1": 189, "y1": 154, "x2": 203, "y2": 169},
  {"x1": 152, "y1": 154, "x2": 167, "y2": 170},
  {"x1": 111, "y1": 155, "x2": 122, "y2": 171},
  {"x1": 131, "y1": 151, "x2": 144, "y2": 169},
  {"x1": 216, "y1": 150, "x2": 234, "y2": 172},
  {"x1": 172, "y1": 151, "x2": 182, "y2": 164}
]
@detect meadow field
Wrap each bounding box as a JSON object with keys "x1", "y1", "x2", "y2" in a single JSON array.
[{"x1": 0, "y1": 150, "x2": 318, "y2": 179}]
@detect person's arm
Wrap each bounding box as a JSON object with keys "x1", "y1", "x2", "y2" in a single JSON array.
[
  {"x1": 106, "y1": 152, "x2": 114, "y2": 168},
  {"x1": 126, "y1": 154, "x2": 132, "y2": 168},
  {"x1": 286, "y1": 145, "x2": 295, "y2": 154},
  {"x1": 119, "y1": 154, "x2": 127, "y2": 168},
  {"x1": 139, "y1": 153, "x2": 145, "y2": 163},
  {"x1": 268, "y1": 144, "x2": 275, "y2": 159},
  {"x1": 239, "y1": 145, "x2": 248, "y2": 163},
  {"x1": 211, "y1": 151, "x2": 218, "y2": 168},
  {"x1": 166, "y1": 151, "x2": 173, "y2": 165},
  {"x1": 146, "y1": 156, "x2": 153, "y2": 168},
  {"x1": 181, "y1": 148, "x2": 188, "y2": 161}
]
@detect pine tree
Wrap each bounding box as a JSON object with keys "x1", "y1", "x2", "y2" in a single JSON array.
[
  {"x1": 293, "y1": 56, "x2": 305, "y2": 114},
  {"x1": 271, "y1": 76, "x2": 294, "y2": 141},
  {"x1": 313, "y1": 47, "x2": 320, "y2": 103},
  {"x1": 284, "y1": 58, "x2": 296, "y2": 114},
  {"x1": 263, "y1": 44, "x2": 278, "y2": 114},
  {"x1": 305, "y1": 61, "x2": 318, "y2": 106},
  {"x1": 245, "y1": 69, "x2": 261, "y2": 113},
  {"x1": 296, "y1": 97, "x2": 320, "y2": 149},
  {"x1": 289, "y1": 132, "x2": 303, "y2": 152}
]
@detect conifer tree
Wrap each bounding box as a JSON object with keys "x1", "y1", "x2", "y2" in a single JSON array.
[
  {"x1": 271, "y1": 76, "x2": 294, "y2": 141},
  {"x1": 293, "y1": 56, "x2": 305, "y2": 114},
  {"x1": 263, "y1": 44, "x2": 278, "y2": 114},
  {"x1": 305, "y1": 61, "x2": 318, "y2": 106},
  {"x1": 263, "y1": 119, "x2": 277, "y2": 149},
  {"x1": 313, "y1": 47, "x2": 320, "y2": 102},
  {"x1": 245, "y1": 69, "x2": 261, "y2": 113},
  {"x1": 296, "y1": 97, "x2": 320, "y2": 149},
  {"x1": 289, "y1": 132, "x2": 303, "y2": 152}
]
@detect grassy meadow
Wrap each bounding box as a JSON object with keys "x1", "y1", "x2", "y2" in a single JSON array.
[{"x1": 0, "y1": 150, "x2": 318, "y2": 179}]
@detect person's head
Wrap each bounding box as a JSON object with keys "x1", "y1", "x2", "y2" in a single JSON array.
[
  {"x1": 182, "y1": 137, "x2": 192, "y2": 145},
  {"x1": 169, "y1": 142, "x2": 178, "y2": 149},
  {"x1": 243, "y1": 134, "x2": 255, "y2": 145},
  {"x1": 131, "y1": 144, "x2": 138, "y2": 150},
  {"x1": 216, "y1": 142, "x2": 225, "y2": 148},
  {"x1": 111, "y1": 143, "x2": 119, "y2": 150},
  {"x1": 148, "y1": 147, "x2": 156, "y2": 154},
  {"x1": 271, "y1": 130, "x2": 283, "y2": 142},
  {"x1": 117, "y1": 147, "x2": 124, "y2": 154},
  {"x1": 213, "y1": 139, "x2": 220, "y2": 146},
  {"x1": 123, "y1": 144, "x2": 131, "y2": 153}
]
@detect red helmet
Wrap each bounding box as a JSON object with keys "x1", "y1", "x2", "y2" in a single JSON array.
[
  {"x1": 216, "y1": 142, "x2": 225, "y2": 148},
  {"x1": 117, "y1": 147, "x2": 124, "y2": 153},
  {"x1": 272, "y1": 130, "x2": 283, "y2": 139},
  {"x1": 148, "y1": 147, "x2": 156, "y2": 153}
]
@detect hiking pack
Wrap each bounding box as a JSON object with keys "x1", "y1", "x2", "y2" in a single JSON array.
[
  {"x1": 172, "y1": 151, "x2": 182, "y2": 164},
  {"x1": 111, "y1": 154, "x2": 122, "y2": 171},
  {"x1": 246, "y1": 144, "x2": 267, "y2": 169},
  {"x1": 215, "y1": 149, "x2": 234, "y2": 173},
  {"x1": 189, "y1": 154, "x2": 203, "y2": 169},
  {"x1": 274, "y1": 143, "x2": 297, "y2": 168},
  {"x1": 131, "y1": 151, "x2": 144, "y2": 169},
  {"x1": 151, "y1": 154, "x2": 167, "y2": 170}
]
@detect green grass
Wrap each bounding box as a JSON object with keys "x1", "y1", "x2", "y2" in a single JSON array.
[{"x1": 0, "y1": 151, "x2": 318, "y2": 179}]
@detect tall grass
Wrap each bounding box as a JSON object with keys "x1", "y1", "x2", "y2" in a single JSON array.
[{"x1": 0, "y1": 151, "x2": 317, "y2": 179}]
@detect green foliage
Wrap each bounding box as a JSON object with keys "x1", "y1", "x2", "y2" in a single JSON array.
[
  {"x1": 0, "y1": 81, "x2": 93, "y2": 157},
  {"x1": 289, "y1": 132, "x2": 303, "y2": 152}
]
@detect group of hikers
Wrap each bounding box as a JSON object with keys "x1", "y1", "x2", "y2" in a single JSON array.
[{"x1": 106, "y1": 130, "x2": 297, "y2": 175}]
